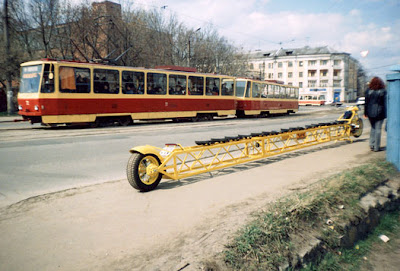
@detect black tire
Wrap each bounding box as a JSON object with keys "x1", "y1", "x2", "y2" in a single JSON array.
[
  {"x1": 126, "y1": 153, "x2": 162, "y2": 192},
  {"x1": 351, "y1": 118, "x2": 363, "y2": 138}
]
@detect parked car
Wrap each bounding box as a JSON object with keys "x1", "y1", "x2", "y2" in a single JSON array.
[{"x1": 326, "y1": 100, "x2": 342, "y2": 107}]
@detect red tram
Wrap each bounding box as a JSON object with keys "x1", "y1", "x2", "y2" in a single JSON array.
[{"x1": 17, "y1": 59, "x2": 298, "y2": 126}]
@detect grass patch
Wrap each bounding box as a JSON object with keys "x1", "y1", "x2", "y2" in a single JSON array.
[
  {"x1": 0, "y1": 111, "x2": 18, "y2": 117},
  {"x1": 224, "y1": 158, "x2": 398, "y2": 270},
  {"x1": 303, "y1": 210, "x2": 400, "y2": 271}
]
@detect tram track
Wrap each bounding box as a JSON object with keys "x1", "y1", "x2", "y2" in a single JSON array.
[{"x1": 0, "y1": 106, "x2": 345, "y2": 143}]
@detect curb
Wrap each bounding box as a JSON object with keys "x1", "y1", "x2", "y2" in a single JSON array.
[{"x1": 280, "y1": 177, "x2": 400, "y2": 270}]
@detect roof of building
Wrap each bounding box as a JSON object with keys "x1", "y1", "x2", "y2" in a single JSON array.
[{"x1": 250, "y1": 46, "x2": 349, "y2": 58}]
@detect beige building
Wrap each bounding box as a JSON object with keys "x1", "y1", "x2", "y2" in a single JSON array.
[{"x1": 248, "y1": 46, "x2": 365, "y2": 103}]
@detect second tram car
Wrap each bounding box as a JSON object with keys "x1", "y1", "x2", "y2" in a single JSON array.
[
  {"x1": 298, "y1": 93, "x2": 326, "y2": 106},
  {"x1": 17, "y1": 59, "x2": 299, "y2": 126},
  {"x1": 235, "y1": 78, "x2": 298, "y2": 117}
]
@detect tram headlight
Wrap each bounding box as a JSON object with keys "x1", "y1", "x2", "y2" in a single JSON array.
[
  {"x1": 18, "y1": 105, "x2": 23, "y2": 111},
  {"x1": 34, "y1": 105, "x2": 39, "y2": 111}
]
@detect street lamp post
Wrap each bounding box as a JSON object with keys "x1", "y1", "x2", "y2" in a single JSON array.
[{"x1": 187, "y1": 28, "x2": 201, "y2": 67}]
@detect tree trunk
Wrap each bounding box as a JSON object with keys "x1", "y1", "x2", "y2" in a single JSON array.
[{"x1": 4, "y1": 0, "x2": 14, "y2": 114}]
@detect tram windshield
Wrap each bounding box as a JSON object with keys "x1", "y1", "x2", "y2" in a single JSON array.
[{"x1": 19, "y1": 65, "x2": 43, "y2": 93}]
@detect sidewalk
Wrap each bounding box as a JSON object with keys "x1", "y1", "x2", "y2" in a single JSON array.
[
  {"x1": 0, "y1": 131, "x2": 389, "y2": 271},
  {"x1": 0, "y1": 115, "x2": 23, "y2": 123}
]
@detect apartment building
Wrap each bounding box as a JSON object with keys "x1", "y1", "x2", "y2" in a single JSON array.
[{"x1": 248, "y1": 46, "x2": 365, "y2": 103}]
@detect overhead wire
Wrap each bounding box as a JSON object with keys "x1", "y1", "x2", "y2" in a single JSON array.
[
  {"x1": 127, "y1": 0, "x2": 288, "y2": 48},
  {"x1": 124, "y1": 0, "x2": 398, "y2": 74}
]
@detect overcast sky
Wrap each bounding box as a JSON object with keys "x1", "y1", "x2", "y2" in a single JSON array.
[{"x1": 88, "y1": 0, "x2": 400, "y2": 78}]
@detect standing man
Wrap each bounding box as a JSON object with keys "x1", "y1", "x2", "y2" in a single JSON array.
[{"x1": 364, "y1": 77, "x2": 387, "y2": 152}]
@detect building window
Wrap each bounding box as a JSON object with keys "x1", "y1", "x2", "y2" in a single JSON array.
[
  {"x1": 308, "y1": 60, "x2": 316, "y2": 66},
  {"x1": 334, "y1": 60, "x2": 341, "y2": 66},
  {"x1": 249, "y1": 63, "x2": 254, "y2": 70},
  {"x1": 278, "y1": 72, "x2": 283, "y2": 79},
  {"x1": 299, "y1": 72, "x2": 303, "y2": 77},
  {"x1": 299, "y1": 61, "x2": 303, "y2": 67},
  {"x1": 278, "y1": 62, "x2": 283, "y2": 68},
  {"x1": 320, "y1": 80, "x2": 328, "y2": 87},
  {"x1": 334, "y1": 69, "x2": 341, "y2": 77},
  {"x1": 308, "y1": 80, "x2": 317, "y2": 87},
  {"x1": 308, "y1": 70, "x2": 316, "y2": 77},
  {"x1": 320, "y1": 70, "x2": 328, "y2": 77},
  {"x1": 288, "y1": 72, "x2": 293, "y2": 78},
  {"x1": 288, "y1": 82, "x2": 293, "y2": 86},
  {"x1": 320, "y1": 60, "x2": 328, "y2": 65},
  {"x1": 288, "y1": 61, "x2": 293, "y2": 67},
  {"x1": 299, "y1": 82, "x2": 303, "y2": 88},
  {"x1": 333, "y1": 80, "x2": 341, "y2": 87},
  {"x1": 268, "y1": 63, "x2": 273, "y2": 69},
  {"x1": 268, "y1": 73, "x2": 273, "y2": 79}
]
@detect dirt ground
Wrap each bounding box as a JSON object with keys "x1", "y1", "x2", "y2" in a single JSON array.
[
  {"x1": 0, "y1": 132, "x2": 397, "y2": 271},
  {"x1": 360, "y1": 225, "x2": 400, "y2": 271}
]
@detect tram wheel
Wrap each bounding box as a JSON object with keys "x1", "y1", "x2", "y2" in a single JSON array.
[
  {"x1": 351, "y1": 118, "x2": 363, "y2": 138},
  {"x1": 127, "y1": 153, "x2": 162, "y2": 192},
  {"x1": 118, "y1": 116, "x2": 133, "y2": 126}
]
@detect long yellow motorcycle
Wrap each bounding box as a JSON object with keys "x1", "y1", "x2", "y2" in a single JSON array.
[{"x1": 126, "y1": 106, "x2": 363, "y2": 192}]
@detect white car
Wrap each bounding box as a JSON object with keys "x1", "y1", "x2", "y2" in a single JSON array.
[{"x1": 356, "y1": 97, "x2": 365, "y2": 106}]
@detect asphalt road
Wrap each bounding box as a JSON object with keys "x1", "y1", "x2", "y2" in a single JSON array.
[{"x1": 0, "y1": 106, "x2": 348, "y2": 207}]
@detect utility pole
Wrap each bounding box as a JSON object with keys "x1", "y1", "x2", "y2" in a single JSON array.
[
  {"x1": 4, "y1": 0, "x2": 14, "y2": 114},
  {"x1": 187, "y1": 28, "x2": 200, "y2": 67}
]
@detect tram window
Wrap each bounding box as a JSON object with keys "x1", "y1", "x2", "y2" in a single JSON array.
[
  {"x1": 288, "y1": 88, "x2": 293, "y2": 98},
  {"x1": 252, "y1": 83, "x2": 261, "y2": 98},
  {"x1": 245, "y1": 81, "x2": 251, "y2": 98},
  {"x1": 235, "y1": 81, "x2": 246, "y2": 97},
  {"x1": 94, "y1": 69, "x2": 119, "y2": 94},
  {"x1": 266, "y1": 84, "x2": 274, "y2": 98},
  {"x1": 274, "y1": 85, "x2": 280, "y2": 97},
  {"x1": 41, "y1": 64, "x2": 54, "y2": 93},
  {"x1": 147, "y1": 73, "x2": 167, "y2": 95},
  {"x1": 122, "y1": 71, "x2": 144, "y2": 94},
  {"x1": 169, "y1": 74, "x2": 186, "y2": 95},
  {"x1": 59, "y1": 66, "x2": 90, "y2": 93},
  {"x1": 261, "y1": 83, "x2": 268, "y2": 98},
  {"x1": 188, "y1": 76, "x2": 204, "y2": 95},
  {"x1": 221, "y1": 79, "x2": 234, "y2": 96},
  {"x1": 206, "y1": 77, "x2": 220, "y2": 96},
  {"x1": 280, "y1": 86, "x2": 287, "y2": 98},
  {"x1": 289, "y1": 88, "x2": 297, "y2": 98}
]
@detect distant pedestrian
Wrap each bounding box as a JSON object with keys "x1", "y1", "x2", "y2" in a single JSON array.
[{"x1": 364, "y1": 77, "x2": 387, "y2": 152}]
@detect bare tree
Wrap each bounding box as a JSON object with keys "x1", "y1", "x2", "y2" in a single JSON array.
[
  {"x1": 29, "y1": 0, "x2": 60, "y2": 58},
  {"x1": 0, "y1": 0, "x2": 250, "y2": 113}
]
